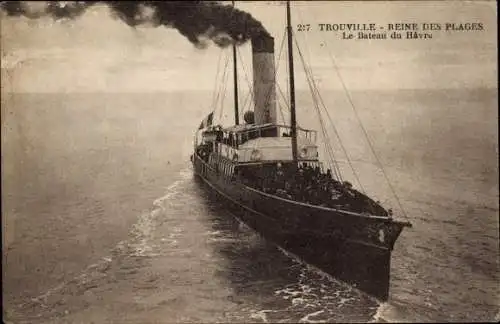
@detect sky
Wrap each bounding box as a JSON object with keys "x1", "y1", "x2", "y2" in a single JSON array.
[{"x1": 1, "y1": 1, "x2": 497, "y2": 93}]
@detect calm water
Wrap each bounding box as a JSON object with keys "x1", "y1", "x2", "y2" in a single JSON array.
[{"x1": 2, "y1": 89, "x2": 498, "y2": 323}]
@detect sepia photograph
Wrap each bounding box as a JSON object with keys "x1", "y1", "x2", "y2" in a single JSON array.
[{"x1": 1, "y1": 1, "x2": 498, "y2": 323}]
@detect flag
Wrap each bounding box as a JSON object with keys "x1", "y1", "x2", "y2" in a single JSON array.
[{"x1": 198, "y1": 111, "x2": 214, "y2": 130}]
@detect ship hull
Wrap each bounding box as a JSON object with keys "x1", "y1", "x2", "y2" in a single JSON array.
[{"x1": 192, "y1": 154, "x2": 408, "y2": 301}]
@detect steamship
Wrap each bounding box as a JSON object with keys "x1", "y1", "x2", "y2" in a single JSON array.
[{"x1": 191, "y1": 2, "x2": 411, "y2": 301}]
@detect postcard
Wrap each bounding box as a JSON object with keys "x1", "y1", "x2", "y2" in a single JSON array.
[{"x1": 2, "y1": 1, "x2": 498, "y2": 323}]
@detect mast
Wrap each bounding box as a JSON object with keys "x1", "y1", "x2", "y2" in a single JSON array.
[
  {"x1": 232, "y1": 0, "x2": 239, "y2": 125},
  {"x1": 286, "y1": 1, "x2": 298, "y2": 163}
]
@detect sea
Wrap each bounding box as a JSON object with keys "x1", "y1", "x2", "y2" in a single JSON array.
[{"x1": 2, "y1": 88, "x2": 498, "y2": 323}]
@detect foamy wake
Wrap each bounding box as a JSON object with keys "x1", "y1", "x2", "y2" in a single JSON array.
[
  {"x1": 227, "y1": 214, "x2": 381, "y2": 323},
  {"x1": 369, "y1": 301, "x2": 422, "y2": 323},
  {"x1": 129, "y1": 167, "x2": 192, "y2": 257},
  {"x1": 299, "y1": 309, "x2": 326, "y2": 323},
  {"x1": 20, "y1": 167, "x2": 193, "y2": 311},
  {"x1": 276, "y1": 246, "x2": 362, "y2": 299},
  {"x1": 153, "y1": 167, "x2": 192, "y2": 207},
  {"x1": 250, "y1": 309, "x2": 272, "y2": 323},
  {"x1": 370, "y1": 302, "x2": 390, "y2": 323},
  {"x1": 273, "y1": 246, "x2": 382, "y2": 322}
]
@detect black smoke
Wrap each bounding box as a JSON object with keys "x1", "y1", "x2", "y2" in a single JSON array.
[{"x1": 0, "y1": 1, "x2": 270, "y2": 48}]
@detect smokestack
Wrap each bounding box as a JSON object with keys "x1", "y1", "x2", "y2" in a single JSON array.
[{"x1": 251, "y1": 34, "x2": 277, "y2": 125}]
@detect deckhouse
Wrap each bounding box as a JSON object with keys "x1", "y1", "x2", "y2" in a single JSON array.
[{"x1": 194, "y1": 123, "x2": 322, "y2": 180}]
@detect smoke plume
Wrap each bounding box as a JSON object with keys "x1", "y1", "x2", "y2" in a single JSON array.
[{"x1": 0, "y1": 1, "x2": 270, "y2": 48}]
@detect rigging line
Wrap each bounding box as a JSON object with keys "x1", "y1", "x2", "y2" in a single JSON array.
[
  {"x1": 309, "y1": 64, "x2": 366, "y2": 191},
  {"x1": 298, "y1": 56, "x2": 342, "y2": 181},
  {"x1": 292, "y1": 8, "x2": 346, "y2": 181},
  {"x1": 330, "y1": 65, "x2": 408, "y2": 218},
  {"x1": 214, "y1": 51, "x2": 230, "y2": 123},
  {"x1": 317, "y1": 107, "x2": 342, "y2": 181},
  {"x1": 277, "y1": 102, "x2": 287, "y2": 125},
  {"x1": 218, "y1": 52, "x2": 231, "y2": 122},
  {"x1": 318, "y1": 107, "x2": 342, "y2": 181},
  {"x1": 302, "y1": 62, "x2": 345, "y2": 182},
  {"x1": 240, "y1": 90, "x2": 251, "y2": 115},
  {"x1": 297, "y1": 56, "x2": 337, "y2": 175},
  {"x1": 276, "y1": 94, "x2": 287, "y2": 125},
  {"x1": 212, "y1": 51, "x2": 226, "y2": 120},
  {"x1": 311, "y1": 87, "x2": 343, "y2": 181},
  {"x1": 317, "y1": 134, "x2": 334, "y2": 176},
  {"x1": 236, "y1": 58, "x2": 252, "y2": 115},
  {"x1": 293, "y1": 10, "x2": 343, "y2": 178},
  {"x1": 293, "y1": 35, "x2": 369, "y2": 194},
  {"x1": 260, "y1": 27, "x2": 287, "y2": 119},
  {"x1": 215, "y1": 52, "x2": 229, "y2": 123},
  {"x1": 294, "y1": 8, "x2": 343, "y2": 174},
  {"x1": 313, "y1": 99, "x2": 339, "y2": 179},
  {"x1": 238, "y1": 46, "x2": 255, "y2": 106},
  {"x1": 271, "y1": 32, "x2": 291, "y2": 124},
  {"x1": 306, "y1": 64, "x2": 365, "y2": 191},
  {"x1": 236, "y1": 46, "x2": 255, "y2": 114},
  {"x1": 313, "y1": 21, "x2": 409, "y2": 220},
  {"x1": 275, "y1": 83, "x2": 289, "y2": 124},
  {"x1": 276, "y1": 83, "x2": 290, "y2": 111},
  {"x1": 210, "y1": 48, "x2": 223, "y2": 112},
  {"x1": 239, "y1": 68, "x2": 253, "y2": 114},
  {"x1": 293, "y1": 38, "x2": 345, "y2": 183},
  {"x1": 242, "y1": 90, "x2": 252, "y2": 115}
]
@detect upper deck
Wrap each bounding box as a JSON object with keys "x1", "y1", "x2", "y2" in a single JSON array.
[
  {"x1": 223, "y1": 123, "x2": 317, "y2": 143},
  {"x1": 199, "y1": 123, "x2": 317, "y2": 144},
  {"x1": 196, "y1": 123, "x2": 319, "y2": 164}
]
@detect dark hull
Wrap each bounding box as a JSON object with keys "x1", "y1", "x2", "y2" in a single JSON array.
[{"x1": 192, "y1": 154, "x2": 410, "y2": 301}]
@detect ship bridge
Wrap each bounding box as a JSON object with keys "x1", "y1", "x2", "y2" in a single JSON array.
[{"x1": 198, "y1": 123, "x2": 319, "y2": 164}]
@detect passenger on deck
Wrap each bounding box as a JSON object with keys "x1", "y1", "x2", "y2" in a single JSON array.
[
  {"x1": 237, "y1": 162, "x2": 383, "y2": 214},
  {"x1": 216, "y1": 130, "x2": 223, "y2": 142}
]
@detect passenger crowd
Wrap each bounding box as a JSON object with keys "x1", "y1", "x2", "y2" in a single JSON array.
[{"x1": 240, "y1": 163, "x2": 389, "y2": 215}]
